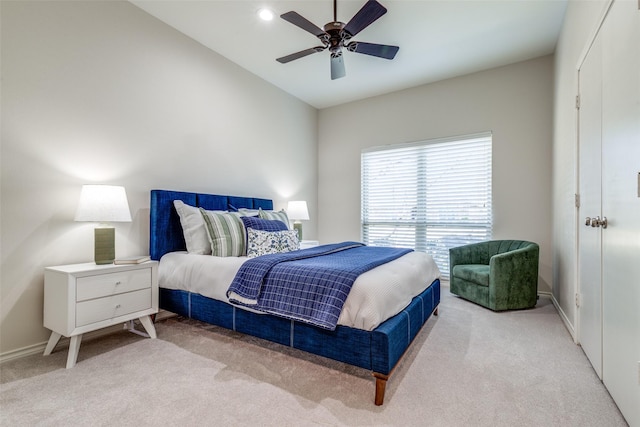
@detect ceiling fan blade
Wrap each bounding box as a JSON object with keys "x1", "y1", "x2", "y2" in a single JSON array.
[
  {"x1": 343, "y1": 0, "x2": 387, "y2": 38},
  {"x1": 276, "y1": 46, "x2": 326, "y2": 64},
  {"x1": 348, "y1": 42, "x2": 399, "y2": 60},
  {"x1": 280, "y1": 11, "x2": 326, "y2": 38},
  {"x1": 330, "y1": 52, "x2": 346, "y2": 80}
]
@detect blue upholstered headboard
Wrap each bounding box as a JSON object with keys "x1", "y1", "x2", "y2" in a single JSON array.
[{"x1": 149, "y1": 189, "x2": 273, "y2": 260}]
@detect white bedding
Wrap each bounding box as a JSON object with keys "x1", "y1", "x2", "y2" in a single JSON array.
[{"x1": 158, "y1": 250, "x2": 440, "y2": 331}]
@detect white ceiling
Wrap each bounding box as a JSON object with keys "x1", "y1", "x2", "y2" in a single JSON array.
[{"x1": 130, "y1": 0, "x2": 567, "y2": 109}]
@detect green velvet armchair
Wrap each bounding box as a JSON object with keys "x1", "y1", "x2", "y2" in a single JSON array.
[{"x1": 449, "y1": 240, "x2": 539, "y2": 311}]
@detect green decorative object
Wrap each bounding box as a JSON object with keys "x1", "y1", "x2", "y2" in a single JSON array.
[
  {"x1": 449, "y1": 240, "x2": 539, "y2": 311},
  {"x1": 293, "y1": 222, "x2": 303, "y2": 241},
  {"x1": 94, "y1": 227, "x2": 115, "y2": 265}
]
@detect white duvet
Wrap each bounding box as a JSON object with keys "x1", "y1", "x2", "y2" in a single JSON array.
[{"x1": 158, "y1": 250, "x2": 440, "y2": 331}]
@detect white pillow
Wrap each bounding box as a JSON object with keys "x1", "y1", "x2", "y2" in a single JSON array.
[
  {"x1": 237, "y1": 208, "x2": 260, "y2": 217},
  {"x1": 246, "y1": 228, "x2": 300, "y2": 258},
  {"x1": 173, "y1": 200, "x2": 211, "y2": 255}
]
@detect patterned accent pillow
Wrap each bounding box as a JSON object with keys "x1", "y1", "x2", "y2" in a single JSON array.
[
  {"x1": 246, "y1": 228, "x2": 300, "y2": 258},
  {"x1": 258, "y1": 208, "x2": 290, "y2": 229},
  {"x1": 199, "y1": 208, "x2": 246, "y2": 257},
  {"x1": 173, "y1": 200, "x2": 211, "y2": 255},
  {"x1": 241, "y1": 217, "x2": 287, "y2": 255}
]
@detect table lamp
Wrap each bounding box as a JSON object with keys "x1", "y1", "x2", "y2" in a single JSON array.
[
  {"x1": 75, "y1": 185, "x2": 132, "y2": 264},
  {"x1": 287, "y1": 201, "x2": 309, "y2": 241}
]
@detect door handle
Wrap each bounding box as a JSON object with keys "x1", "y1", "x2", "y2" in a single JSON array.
[{"x1": 586, "y1": 216, "x2": 608, "y2": 228}]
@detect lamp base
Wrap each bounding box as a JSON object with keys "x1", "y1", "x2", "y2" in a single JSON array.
[
  {"x1": 94, "y1": 227, "x2": 115, "y2": 265},
  {"x1": 293, "y1": 222, "x2": 303, "y2": 241}
]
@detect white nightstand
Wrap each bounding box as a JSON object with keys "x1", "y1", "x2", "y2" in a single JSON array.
[
  {"x1": 300, "y1": 240, "x2": 320, "y2": 249},
  {"x1": 43, "y1": 261, "x2": 159, "y2": 368}
]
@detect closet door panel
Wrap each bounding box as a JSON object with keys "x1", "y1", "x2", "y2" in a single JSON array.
[
  {"x1": 578, "y1": 32, "x2": 603, "y2": 379},
  {"x1": 601, "y1": 1, "x2": 640, "y2": 425}
]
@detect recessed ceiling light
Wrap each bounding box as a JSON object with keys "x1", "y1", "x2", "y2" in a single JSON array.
[{"x1": 258, "y1": 8, "x2": 274, "y2": 21}]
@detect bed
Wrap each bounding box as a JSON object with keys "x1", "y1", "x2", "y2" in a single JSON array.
[{"x1": 150, "y1": 189, "x2": 440, "y2": 405}]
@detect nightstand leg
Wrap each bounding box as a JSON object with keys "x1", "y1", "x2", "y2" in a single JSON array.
[
  {"x1": 66, "y1": 334, "x2": 83, "y2": 369},
  {"x1": 138, "y1": 315, "x2": 157, "y2": 339},
  {"x1": 124, "y1": 320, "x2": 149, "y2": 338},
  {"x1": 43, "y1": 332, "x2": 62, "y2": 356}
]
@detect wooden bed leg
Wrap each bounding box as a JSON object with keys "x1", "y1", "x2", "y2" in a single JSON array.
[
  {"x1": 373, "y1": 373, "x2": 389, "y2": 406},
  {"x1": 434, "y1": 307, "x2": 439, "y2": 316}
]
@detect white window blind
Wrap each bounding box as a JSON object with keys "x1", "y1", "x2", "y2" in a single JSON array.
[{"x1": 361, "y1": 133, "x2": 492, "y2": 277}]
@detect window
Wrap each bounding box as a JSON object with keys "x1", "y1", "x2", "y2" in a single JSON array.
[{"x1": 361, "y1": 133, "x2": 492, "y2": 277}]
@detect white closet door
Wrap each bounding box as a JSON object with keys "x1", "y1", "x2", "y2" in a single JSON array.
[
  {"x1": 578, "y1": 31, "x2": 603, "y2": 379},
  {"x1": 601, "y1": 1, "x2": 640, "y2": 425}
]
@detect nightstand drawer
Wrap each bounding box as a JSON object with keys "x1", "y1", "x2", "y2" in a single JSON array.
[
  {"x1": 76, "y1": 268, "x2": 151, "y2": 302},
  {"x1": 76, "y1": 288, "x2": 152, "y2": 327}
]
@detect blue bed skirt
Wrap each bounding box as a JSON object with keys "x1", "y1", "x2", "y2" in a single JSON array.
[{"x1": 160, "y1": 278, "x2": 439, "y2": 376}]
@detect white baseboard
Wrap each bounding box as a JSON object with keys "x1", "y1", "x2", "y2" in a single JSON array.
[
  {"x1": 0, "y1": 310, "x2": 176, "y2": 365},
  {"x1": 540, "y1": 290, "x2": 576, "y2": 343},
  {"x1": 0, "y1": 326, "x2": 122, "y2": 364},
  {"x1": 0, "y1": 341, "x2": 48, "y2": 364}
]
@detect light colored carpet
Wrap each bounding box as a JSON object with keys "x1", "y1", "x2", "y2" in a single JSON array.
[{"x1": 0, "y1": 288, "x2": 628, "y2": 426}]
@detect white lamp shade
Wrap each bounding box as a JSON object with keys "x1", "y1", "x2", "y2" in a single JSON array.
[
  {"x1": 75, "y1": 185, "x2": 132, "y2": 222},
  {"x1": 287, "y1": 201, "x2": 309, "y2": 221}
]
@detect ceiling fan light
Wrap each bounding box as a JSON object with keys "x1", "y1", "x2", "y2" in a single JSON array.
[{"x1": 258, "y1": 8, "x2": 274, "y2": 21}]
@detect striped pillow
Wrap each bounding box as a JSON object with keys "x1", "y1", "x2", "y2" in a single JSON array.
[
  {"x1": 258, "y1": 209, "x2": 290, "y2": 229},
  {"x1": 199, "y1": 208, "x2": 245, "y2": 257}
]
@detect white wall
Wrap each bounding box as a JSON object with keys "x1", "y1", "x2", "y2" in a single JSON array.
[
  {"x1": 318, "y1": 56, "x2": 554, "y2": 291},
  {"x1": 552, "y1": 0, "x2": 609, "y2": 336},
  {"x1": 0, "y1": 1, "x2": 318, "y2": 355}
]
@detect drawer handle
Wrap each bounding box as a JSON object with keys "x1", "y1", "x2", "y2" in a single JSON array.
[
  {"x1": 115, "y1": 304, "x2": 121, "y2": 309},
  {"x1": 115, "y1": 281, "x2": 122, "y2": 285}
]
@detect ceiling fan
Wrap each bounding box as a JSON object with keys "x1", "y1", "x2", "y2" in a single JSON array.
[{"x1": 276, "y1": 0, "x2": 399, "y2": 80}]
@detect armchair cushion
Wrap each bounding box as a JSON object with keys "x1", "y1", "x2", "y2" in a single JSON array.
[
  {"x1": 449, "y1": 240, "x2": 539, "y2": 311},
  {"x1": 451, "y1": 264, "x2": 490, "y2": 287}
]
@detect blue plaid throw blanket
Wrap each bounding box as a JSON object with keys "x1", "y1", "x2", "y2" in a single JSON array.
[{"x1": 227, "y1": 242, "x2": 412, "y2": 330}]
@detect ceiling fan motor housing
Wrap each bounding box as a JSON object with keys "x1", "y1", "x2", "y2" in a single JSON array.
[{"x1": 323, "y1": 21, "x2": 348, "y2": 55}]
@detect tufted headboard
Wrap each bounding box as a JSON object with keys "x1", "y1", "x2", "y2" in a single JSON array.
[{"x1": 149, "y1": 189, "x2": 273, "y2": 260}]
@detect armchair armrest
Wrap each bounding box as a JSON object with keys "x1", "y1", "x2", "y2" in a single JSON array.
[{"x1": 488, "y1": 244, "x2": 539, "y2": 310}]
